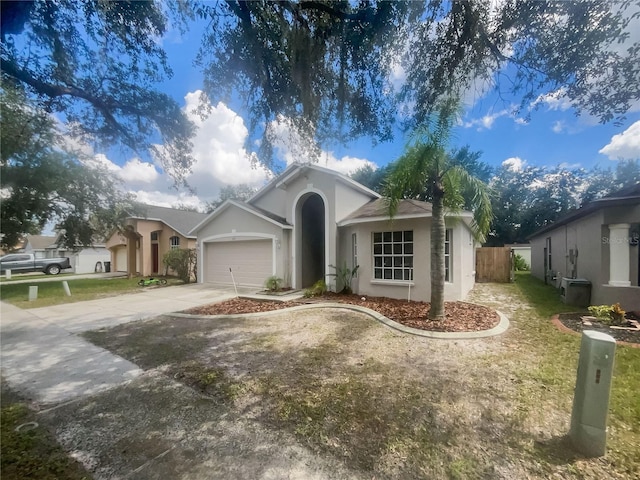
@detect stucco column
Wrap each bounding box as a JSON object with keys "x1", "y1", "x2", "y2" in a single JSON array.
[{"x1": 608, "y1": 223, "x2": 631, "y2": 287}]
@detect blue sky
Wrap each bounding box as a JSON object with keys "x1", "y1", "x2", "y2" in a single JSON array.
[{"x1": 92, "y1": 14, "x2": 640, "y2": 209}]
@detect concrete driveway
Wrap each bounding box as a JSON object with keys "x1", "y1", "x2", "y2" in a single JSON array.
[{"x1": 0, "y1": 283, "x2": 252, "y2": 406}]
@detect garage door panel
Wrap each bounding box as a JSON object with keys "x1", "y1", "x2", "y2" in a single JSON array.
[
  {"x1": 114, "y1": 246, "x2": 127, "y2": 272},
  {"x1": 205, "y1": 240, "x2": 272, "y2": 286}
]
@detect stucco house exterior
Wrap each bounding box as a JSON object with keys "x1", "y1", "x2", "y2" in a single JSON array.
[
  {"x1": 22, "y1": 234, "x2": 111, "y2": 274},
  {"x1": 529, "y1": 184, "x2": 640, "y2": 310},
  {"x1": 191, "y1": 163, "x2": 479, "y2": 302},
  {"x1": 106, "y1": 205, "x2": 207, "y2": 276}
]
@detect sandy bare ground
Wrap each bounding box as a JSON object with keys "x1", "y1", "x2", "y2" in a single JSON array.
[{"x1": 36, "y1": 281, "x2": 639, "y2": 479}]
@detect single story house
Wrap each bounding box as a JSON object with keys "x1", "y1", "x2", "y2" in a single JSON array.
[
  {"x1": 529, "y1": 183, "x2": 640, "y2": 310},
  {"x1": 105, "y1": 205, "x2": 208, "y2": 276},
  {"x1": 22, "y1": 235, "x2": 57, "y2": 258},
  {"x1": 22, "y1": 234, "x2": 111, "y2": 274},
  {"x1": 191, "y1": 163, "x2": 479, "y2": 302}
]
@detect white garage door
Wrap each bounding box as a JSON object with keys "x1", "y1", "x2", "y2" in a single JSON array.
[
  {"x1": 114, "y1": 246, "x2": 127, "y2": 272},
  {"x1": 204, "y1": 240, "x2": 273, "y2": 286}
]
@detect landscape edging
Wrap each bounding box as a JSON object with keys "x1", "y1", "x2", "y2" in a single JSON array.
[
  {"x1": 551, "y1": 314, "x2": 640, "y2": 349},
  {"x1": 171, "y1": 301, "x2": 510, "y2": 340}
]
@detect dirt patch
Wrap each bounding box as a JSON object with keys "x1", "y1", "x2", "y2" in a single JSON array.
[
  {"x1": 79, "y1": 281, "x2": 639, "y2": 479},
  {"x1": 556, "y1": 312, "x2": 640, "y2": 345},
  {"x1": 184, "y1": 294, "x2": 499, "y2": 333}
]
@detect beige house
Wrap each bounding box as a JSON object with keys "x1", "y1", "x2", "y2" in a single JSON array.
[
  {"x1": 106, "y1": 205, "x2": 207, "y2": 276},
  {"x1": 529, "y1": 184, "x2": 640, "y2": 310},
  {"x1": 191, "y1": 163, "x2": 479, "y2": 302}
]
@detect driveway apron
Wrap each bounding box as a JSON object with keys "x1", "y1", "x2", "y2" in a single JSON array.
[{"x1": 0, "y1": 284, "x2": 239, "y2": 406}]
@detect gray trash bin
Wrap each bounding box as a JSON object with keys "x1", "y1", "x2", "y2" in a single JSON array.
[{"x1": 104, "y1": 261, "x2": 111, "y2": 273}]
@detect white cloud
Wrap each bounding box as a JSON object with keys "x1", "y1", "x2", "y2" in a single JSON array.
[
  {"x1": 462, "y1": 109, "x2": 510, "y2": 130},
  {"x1": 130, "y1": 190, "x2": 202, "y2": 210},
  {"x1": 316, "y1": 153, "x2": 377, "y2": 176},
  {"x1": 120, "y1": 158, "x2": 160, "y2": 184},
  {"x1": 502, "y1": 157, "x2": 526, "y2": 172},
  {"x1": 599, "y1": 121, "x2": 640, "y2": 160},
  {"x1": 268, "y1": 115, "x2": 377, "y2": 175},
  {"x1": 532, "y1": 88, "x2": 572, "y2": 112},
  {"x1": 552, "y1": 120, "x2": 565, "y2": 133},
  {"x1": 183, "y1": 91, "x2": 271, "y2": 190}
]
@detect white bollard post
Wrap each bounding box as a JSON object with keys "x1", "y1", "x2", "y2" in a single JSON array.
[
  {"x1": 28, "y1": 286, "x2": 38, "y2": 302},
  {"x1": 5, "y1": 269, "x2": 11, "y2": 280},
  {"x1": 62, "y1": 281, "x2": 71, "y2": 297}
]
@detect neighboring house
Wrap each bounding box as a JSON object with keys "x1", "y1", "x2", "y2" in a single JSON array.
[
  {"x1": 106, "y1": 205, "x2": 208, "y2": 276},
  {"x1": 529, "y1": 184, "x2": 640, "y2": 310},
  {"x1": 190, "y1": 163, "x2": 479, "y2": 302},
  {"x1": 22, "y1": 234, "x2": 111, "y2": 274},
  {"x1": 22, "y1": 235, "x2": 57, "y2": 258}
]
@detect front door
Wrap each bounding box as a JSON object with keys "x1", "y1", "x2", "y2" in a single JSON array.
[{"x1": 152, "y1": 243, "x2": 159, "y2": 273}]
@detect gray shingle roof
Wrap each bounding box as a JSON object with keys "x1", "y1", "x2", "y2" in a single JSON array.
[
  {"x1": 132, "y1": 205, "x2": 208, "y2": 237},
  {"x1": 23, "y1": 235, "x2": 57, "y2": 250},
  {"x1": 341, "y1": 198, "x2": 433, "y2": 221}
]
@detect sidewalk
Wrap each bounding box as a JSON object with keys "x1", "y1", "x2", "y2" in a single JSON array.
[{"x1": 0, "y1": 284, "x2": 247, "y2": 406}]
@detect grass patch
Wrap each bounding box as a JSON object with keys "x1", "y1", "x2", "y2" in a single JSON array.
[
  {"x1": 512, "y1": 273, "x2": 640, "y2": 475},
  {"x1": 1, "y1": 382, "x2": 91, "y2": 480},
  {"x1": 0, "y1": 277, "x2": 179, "y2": 308}
]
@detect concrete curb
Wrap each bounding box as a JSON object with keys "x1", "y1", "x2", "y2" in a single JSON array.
[{"x1": 171, "y1": 301, "x2": 510, "y2": 340}]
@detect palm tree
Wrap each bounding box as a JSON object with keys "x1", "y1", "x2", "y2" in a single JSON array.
[{"x1": 385, "y1": 99, "x2": 492, "y2": 321}]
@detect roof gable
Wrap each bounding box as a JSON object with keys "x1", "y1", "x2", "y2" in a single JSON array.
[
  {"x1": 338, "y1": 198, "x2": 472, "y2": 226},
  {"x1": 190, "y1": 200, "x2": 292, "y2": 235},
  {"x1": 23, "y1": 235, "x2": 57, "y2": 250},
  {"x1": 249, "y1": 162, "x2": 380, "y2": 204},
  {"x1": 130, "y1": 204, "x2": 208, "y2": 238}
]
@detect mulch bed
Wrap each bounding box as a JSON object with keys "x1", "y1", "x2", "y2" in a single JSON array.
[
  {"x1": 183, "y1": 293, "x2": 500, "y2": 333},
  {"x1": 556, "y1": 312, "x2": 640, "y2": 345}
]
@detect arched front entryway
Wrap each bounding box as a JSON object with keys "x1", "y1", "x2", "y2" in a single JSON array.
[{"x1": 297, "y1": 193, "x2": 326, "y2": 288}]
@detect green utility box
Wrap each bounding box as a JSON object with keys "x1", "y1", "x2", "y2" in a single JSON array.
[{"x1": 569, "y1": 331, "x2": 616, "y2": 457}]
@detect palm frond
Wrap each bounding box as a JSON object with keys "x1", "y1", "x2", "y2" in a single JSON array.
[{"x1": 447, "y1": 165, "x2": 494, "y2": 242}]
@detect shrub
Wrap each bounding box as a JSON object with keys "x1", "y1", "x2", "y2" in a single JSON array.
[
  {"x1": 162, "y1": 248, "x2": 197, "y2": 283},
  {"x1": 328, "y1": 262, "x2": 359, "y2": 294},
  {"x1": 587, "y1": 303, "x2": 626, "y2": 325},
  {"x1": 264, "y1": 275, "x2": 283, "y2": 292},
  {"x1": 303, "y1": 279, "x2": 327, "y2": 298},
  {"x1": 513, "y1": 254, "x2": 530, "y2": 271}
]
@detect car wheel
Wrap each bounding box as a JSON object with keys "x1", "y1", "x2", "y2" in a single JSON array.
[{"x1": 46, "y1": 265, "x2": 61, "y2": 275}]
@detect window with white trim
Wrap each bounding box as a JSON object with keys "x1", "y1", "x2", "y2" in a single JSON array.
[
  {"x1": 351, "y1": 233, "x2": 358, "y2": 277},
  {"x1": 170, "y1": 236, "x2": 180, "y2": 249},
  {"x1": 373, "y1": 230, "x2": 413, "y2": 280},
  {"x1": 445, "y1": 228, "x2": 452, "y2": 282}
]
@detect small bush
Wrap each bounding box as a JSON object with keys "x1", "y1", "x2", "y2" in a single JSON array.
[
  {"x1": 264, "y1": 275, "x2": 283, "y2": 292},
  {"x1": 162, "y1": 248, "x2": 197, "y2": 283},
  {"x1": 329, "y1": 262, "x2": 359, "y2": 294},
  {"x1": 513, "y1": 254, "x2": 529, "y2": 271},
  {"x1": 303, "y1": 279, "x2": 327, "y2": 298},
  {"x1": 587, "y1": 303, "x2": 626, "y2": 325}
]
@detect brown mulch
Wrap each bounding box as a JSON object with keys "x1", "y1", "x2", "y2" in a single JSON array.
[
  {"x1": 557, "y1": 312, "x2": 640, "y2": 344},
  {"x1": 183, "y1": 293, "x2": 500, "y2": 333}
]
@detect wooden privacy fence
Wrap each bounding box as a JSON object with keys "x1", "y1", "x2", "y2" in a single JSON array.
[{"x1": 476, "y1": 247, "x2": 513, "y2": 283}]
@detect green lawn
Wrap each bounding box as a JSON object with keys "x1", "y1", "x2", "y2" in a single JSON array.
[{"x1": 0, "y1": 277, "x2": 180, "y2": 308}]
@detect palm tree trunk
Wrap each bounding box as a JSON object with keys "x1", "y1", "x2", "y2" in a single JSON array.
[{"x1": 429, "y1": 186, "x2": 446, "y2": 320}]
